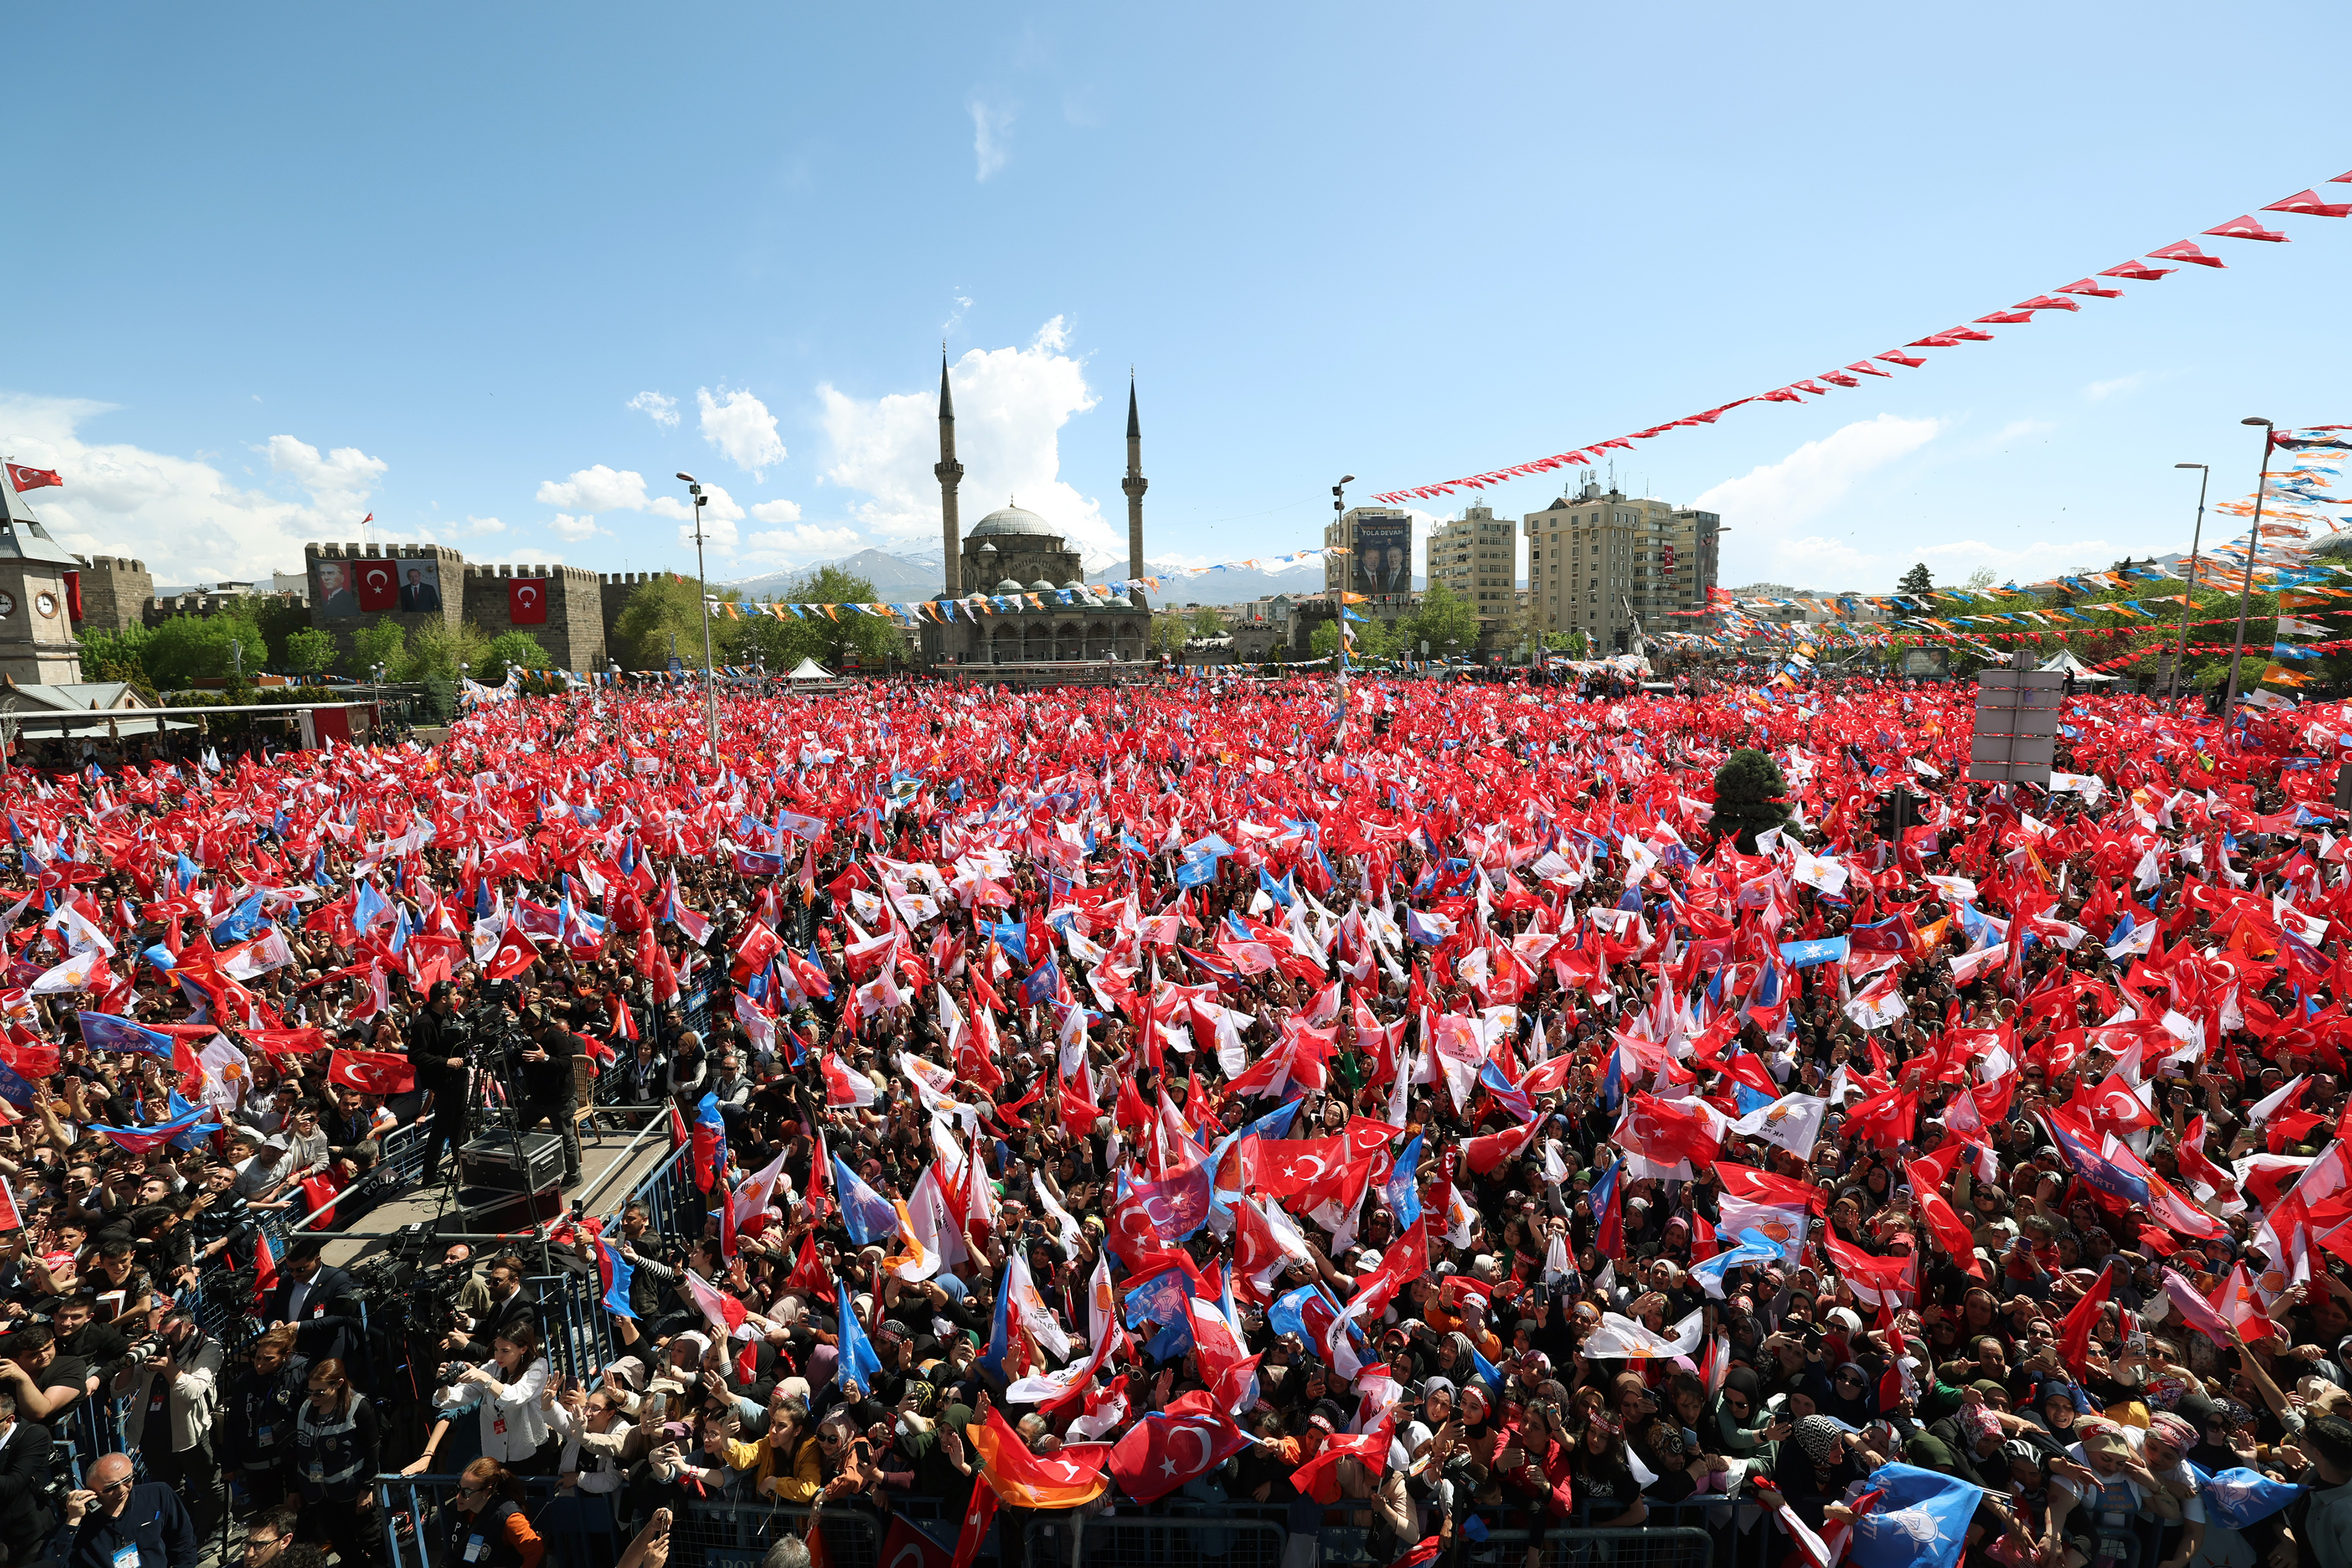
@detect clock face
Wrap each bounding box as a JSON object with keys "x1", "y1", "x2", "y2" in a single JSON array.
[
  {"x1": 33, "y1": 592, "x2": 56, "y2": 620},
  {"x1": 0, "y1": 591, "x2": 16, "y2": 619}
]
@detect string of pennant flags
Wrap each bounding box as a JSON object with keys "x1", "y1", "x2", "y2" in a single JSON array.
[{"x1": 1365, "y1": 169, "x2": 2352, "y2": 505}]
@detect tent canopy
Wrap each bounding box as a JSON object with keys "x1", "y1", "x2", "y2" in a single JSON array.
[
  {"x1": 787, "y1": 657, "x2": 834, "y2": 681},
  {"x1": 2037, "y1": 649, "x2": 2118, "y2": 681}
]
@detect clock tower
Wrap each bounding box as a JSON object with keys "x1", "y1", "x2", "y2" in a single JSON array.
[{"x1": 0, "y1": 480, "x2": 85, "y2": 683}]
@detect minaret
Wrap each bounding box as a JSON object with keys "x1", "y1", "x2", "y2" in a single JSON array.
[
  {"x1": 1121, "y1": 373, "x2": 1147, "y2": 585},
  {"x1": 934, "y1": 349, "x2": 964, "y2": 597}
]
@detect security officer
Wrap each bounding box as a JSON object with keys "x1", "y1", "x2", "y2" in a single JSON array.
[
  {"x1": 514, "y1": 1021, "x2": 581, "y2": 1189},
  {"x1": 405, "y1": 981, "x2": 471, "y2": 1185}
]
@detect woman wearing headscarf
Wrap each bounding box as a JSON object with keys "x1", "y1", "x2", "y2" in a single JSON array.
[
  {"x1": 2133, "y1": 1411, "x2": 2205, "y2": 1568},
  {"x1": 1711, "y1": 1367, "x2": 1786, "y2": 1457},
  {"x1": 1769, "y1": 1415, "x2": 1867, "y2": 1531},
  {"x1": 1567, "y1": 1415, "x2": 1647, "y2": 1528}
]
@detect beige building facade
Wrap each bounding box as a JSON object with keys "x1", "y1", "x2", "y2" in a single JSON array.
[{"x1": 1522, "y1": 479, "x2": 1720, "y2": 653}]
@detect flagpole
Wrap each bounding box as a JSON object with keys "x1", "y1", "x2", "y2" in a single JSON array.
[
  {"x1": 1331, "y1": 475, "x2": 1353, "y2": 743},
  {"x1": 2166, "y1": 463, "x2": 2209, "y2": 701},
  {"x1": 2219, "y1": 419, "x2": 2274, "y2": 724}
]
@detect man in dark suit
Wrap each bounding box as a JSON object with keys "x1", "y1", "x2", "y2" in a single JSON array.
[
  {"x1": 56, "y1": 1453, "x2": 196, "y2": 1568},
  {"x1": 0, "y1": 1389, "x2": 55, "y2": 1563},
  {"x1": 399, "y1": 568, "x2": 441, "y2": 613},
  {"x1": 313, "y1": 564, "x2": 357, "y2": 619},
  {"x1": 261, "y1": 1241, "x2": 360, "y2": 1366}
]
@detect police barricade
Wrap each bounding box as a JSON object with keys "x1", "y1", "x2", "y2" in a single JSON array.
[
  {"x1": 1023, "y1": 1513, "x2": 1286, "y2": 1568},
  {"x1": 667, "y1": 1498, "x2": 877, "y2": 1568},
  {"x1": 1448, "y1": 1523, "x2": 1717, "y2": 1568},
  {"x1": 609, "y1": 1140, "x2": 697, "y2": 1235},
  {"x1": 375, "y1": 1476, "x2": 883, "y2": 1568},
  {"x1": 529, "y1": 1272, "x2": 618, "y2": 1388}
]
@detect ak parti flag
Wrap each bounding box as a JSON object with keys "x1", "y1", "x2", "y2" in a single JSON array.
[{"x1": 965, "y1": 1403, "x2": 1109, "y2": 1509}]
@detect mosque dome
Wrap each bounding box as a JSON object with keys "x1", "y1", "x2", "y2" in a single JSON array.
[
  {"x1": 995, "y1": 578, "x2": 1023, "y2": 593},
  {"x1": 1027, "y1": 578, "x2": 1058, "y2": 593},
  {"x1": 970, "y1": 504, "x2": 1056, "y2": 539}
]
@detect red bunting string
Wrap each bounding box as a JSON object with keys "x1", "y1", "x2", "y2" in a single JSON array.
[{"x1": 1370, "y1": 167, "x2": 2352, "y2": 505}]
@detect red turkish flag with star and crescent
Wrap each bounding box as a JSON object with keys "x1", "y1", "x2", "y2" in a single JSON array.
[
  {"x1": 327, "y1": 1048, "x2": 417, "y2": 1096},
  {"x1": 509, "y1": 579, "x2": 549, "y2": 625},
  {"x1": 354, "y1": 559, "x2": 400, "y2": 612},
  {"x1": 5, "y1": 465, "x2": 60, "y2": 493}
]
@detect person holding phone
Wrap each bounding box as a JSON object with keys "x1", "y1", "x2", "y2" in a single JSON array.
[{"x1": 415, "y1": 1324, "x2": 553, "y2": 1477}]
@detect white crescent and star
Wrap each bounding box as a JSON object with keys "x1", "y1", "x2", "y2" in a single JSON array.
[{"x1": 1161, "y1": 1420, "x2": 1213, "y2": 1479}]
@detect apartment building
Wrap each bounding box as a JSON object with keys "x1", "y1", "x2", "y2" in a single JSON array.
[{"x1": 1521, "y1": 479, "x2": 1721, "y2": 653}]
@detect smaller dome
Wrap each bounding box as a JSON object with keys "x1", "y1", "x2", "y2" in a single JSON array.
[
  {"x1": 1028, "y1": 579, "x2": 1057, "y2": 592},
  {"x1": 995, "y1": 578, "x2": 1023, "y2": 593},
  {"x1": 974, "y1": 540, "x2": 999, "y2": 555},
  {"x1": 1060, "y1": 579, "x2": 1087, "y2": 592}
]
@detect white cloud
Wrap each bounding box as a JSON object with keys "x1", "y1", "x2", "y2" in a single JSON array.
[
  {"x1": 548, "y1": 513, "x2": 600, "y2": 541},
  {"x1": 943, "y1": 295, "x2": 972, "y2": 335},
  {"x1": 0, "y1": 394, "x2": 396, "y2": 582},
  {"x1": 264, "y1": 434, "x2": 388, "y2": 517},
  {"x1": 743, "y1": 524, "x2": 865, "y2": 566},
  {"x1": 2083, "y1": 374, "x2": 2147, "y2": 402},
  {"x1": 1693, "y1": 414, "x2": 1944, "y2": 533},
  {"x1": 1915, "y1": 537, "x2": 2117, "y2": 571},
  {"x1": 971, "y1": 99, "x2": 1013, "y2": 181},
  {"x1": 457, "y1": 515, "x2": 506, "y2": 537},
  {"x1": 750, "y1": 499, "x2": 803, "y2": 524},
  {"x1": 536, "y1": 464, "x2": 695, "y2": 521},
  {"x1": 817, "y1": 317, "x2": 1119, "y2": 567},
  {"x1": 697, "y1": 387, "x2": 786, "y2": 477},
  {"x1": 684, "y1": 517, "x2": 739, "y2": 553},
  {"x1": 627, "y1": 390, "x2": 679, "y2": 427},
  {"x1": 537, "y1": 464, "x2": 653, "y2": 513}
]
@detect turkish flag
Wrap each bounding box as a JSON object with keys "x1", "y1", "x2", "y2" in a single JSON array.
[
  {"x1": 487, "y1": 924, "x2": 541, "y2": 981},
  {"x1": 1108, "y1": 1401, "x2": 1253, "y2": 1504},
  {"x1": 879, "y1": 1517, "x2": 953, "y2": 1568},
  {"x1": 5, "y1": 465, "x2": 60, "y2": 493},
  {"x1": 2057, "y1": 1259, "x2": 2115, "y2": 1379},
  {"x1": 509, "y1": 578, "x2": 549, "y2": 625},
  {"x1": 1252, "y1": 1135, "x2": 1347, "y2": 1198},
  {"x1": 353, "y1": 559, "x2": 399, "y2": 612},
  {"x1": 327, "y1": 1048, "x2": 417, "y2": 1096}
]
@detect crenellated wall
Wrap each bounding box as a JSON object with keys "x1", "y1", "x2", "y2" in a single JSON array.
[
  {"x1": 69, "y1": 555, "x2": 153, "y2": 634},
  {"x1": 461, "y1": 562, "x2": 609, "y2": 672}
]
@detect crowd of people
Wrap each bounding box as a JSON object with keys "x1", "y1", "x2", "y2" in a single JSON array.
[{"x1": 0, "y1": 671, "x2": 2343, "y2": 1568}]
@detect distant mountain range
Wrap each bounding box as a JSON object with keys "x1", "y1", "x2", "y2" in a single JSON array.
[{"x1": 723, "y1": 549, "x2": 943, "y2": 601}]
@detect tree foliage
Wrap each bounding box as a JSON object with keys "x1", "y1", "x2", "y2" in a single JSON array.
[
  {"x1": 1897, "y1": 563, "x2": 1933, "y2": 597},
  {"x1": 480, "y1": 630, "x2": 551, "y2": 687},
  {"x1": 145, "y1": 612, "x2": 267, "y2": 690},
  {"x1": 397, "y1": 620, "x2": 491, "y2": 684},
  {"x1": 1189, "y1": 606, "x2": 1225, "y2": 635},
  {"x1": 1711, "y1": 748, "x2": 1792, "y2": 854},
  {"x1": 1401, "y1": 581, "x2": 1479, "y2": 657},
  {"x1": 737, "y1": 567, "x2": 907, "y2": 671},
  {"x1": 281, "y1": 627, "x2": 336, "y2": 677},
  {"x1": 347, "y1": 619, "x2": 407, "y2": 679}
]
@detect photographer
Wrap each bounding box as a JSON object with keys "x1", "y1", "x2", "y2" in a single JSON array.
[
  {"x1": 417, "y1": 1321, "x2": 555, "y2": 1476},
  {"x1": 514, "y1": 1021, "x2": 582, "y2": 1190},
  {"x1": 405, "y1": 981, "x2": 471, "y2": 1187},
  {"x1": 115, "y1": 1311, "x2": 223, "y2": 1543},
  {"x1": 221, "y1": 1327, "x2": 307, "y2": 1515}
]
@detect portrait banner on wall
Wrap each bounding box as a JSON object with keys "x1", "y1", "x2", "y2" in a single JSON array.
[
  {"x1": 393, "y1": 561, "x2": 442, "y2": 613},
  {"x1": 1352, "y1": 518, "x2": 1411, "y2": 598},
  {"x1": 313, "y1": 561, "x2": 359, "y2": 619}
]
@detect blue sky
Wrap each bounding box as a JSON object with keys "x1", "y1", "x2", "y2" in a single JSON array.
[{"x1": 5, "y1": 4, "x2": 2346, "y2": 595}]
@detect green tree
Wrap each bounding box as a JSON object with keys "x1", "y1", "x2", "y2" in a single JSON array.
[
  {"x1": 348, "y1": 618, "x2": 407, "y2": 679},
  {"x1": 737, "y1": 567, "x2": 905, "y2": 671},
  {"x1": 1711, "y1": 748, "x2": 1792, "y2": 853},
  {"x1": 1403, "y1": 581, "x2": 1479, "y2": 659},
  {"x1": 397, "y1": 619, "x2": 490, "y2": 683},
  {"x1": 614, "y1": 573, "x2": 737, "y2": 671},
  {"x1": 143, "y1": 613, "x2": 267, "y2": 690},
  {"x1": 1146, "y1": 613, "x2": 1189, "y2": 654},
  {"x1": 77, "y1": 623, "x2": 157, "y2": 691},
  {"x1": 282, "y1": 627, "x2": 336, "y2": 678},
  {"x1": 251, "y1": 597, "x2": 313, "y2": 669},
  {"x1": 1189, "y1": 606, "x2": 1225, "y2": 636},
  {"x1": 1897, "y1": 563, "x2": 1933, "y2": 596},
  {"x1": 480, "y1": 629, "x2": 551, "y2": 687}
]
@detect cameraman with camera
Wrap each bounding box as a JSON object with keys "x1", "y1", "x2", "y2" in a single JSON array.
[
  {"x1": 114, "y1": 1311, "x2": 223, "y2": 1543},
  {"x1": 406, "y1": 981, "x2": 471, "y2": 1187}
]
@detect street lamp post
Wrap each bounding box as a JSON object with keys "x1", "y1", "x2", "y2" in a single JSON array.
[
  {"x1": 1331, "y1": 475, "x2": 1353, "y2": 738},
  {"x1": 677, "y1": 473, "x2": 722, "y2": 765},
  {"x1": 2167, "y1": 463, "x2": 2209, "y2": 701},
  {"x1": 2219, "y1": 420, "x2": 2277, "y2": 723}
]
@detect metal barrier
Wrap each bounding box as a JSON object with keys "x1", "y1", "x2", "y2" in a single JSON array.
[
  {"x1": 531, "y1": 1270, "x2": 618, "y2": 1387},
  {"x1": 608, "y1": 1137, "x2": 698, "y2": 1235},
  {"x1": 1460, "y1": 1525, "x2": 1717, "y2": 1568},
  {"x1": 374, "y1": 1479, "x2": 879, "y2": 1568},
  {"x1": 1024, "y1": 1515, "x2": 1285, "y2": 1568}
]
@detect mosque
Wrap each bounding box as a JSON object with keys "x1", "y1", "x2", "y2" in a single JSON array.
[{"x1": 918, "y1": 354, "x2": 1155, "y2": 665}]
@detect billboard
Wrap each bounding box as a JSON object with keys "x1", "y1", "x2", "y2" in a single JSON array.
[
  {"x1": 1352, "y1": 517, "x2": 1411, "y2": 598},
  {"x1": 314, "y1": 559, "x2": 440, "y2": 618}
]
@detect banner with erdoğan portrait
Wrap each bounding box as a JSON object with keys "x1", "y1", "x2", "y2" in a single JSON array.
[
  {"x1": 313, "y1": 559, "x2": 440, "y2": 618},
  {"x1": 1351, "y1": 517, "x2": 1411, "y2": 600}
]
